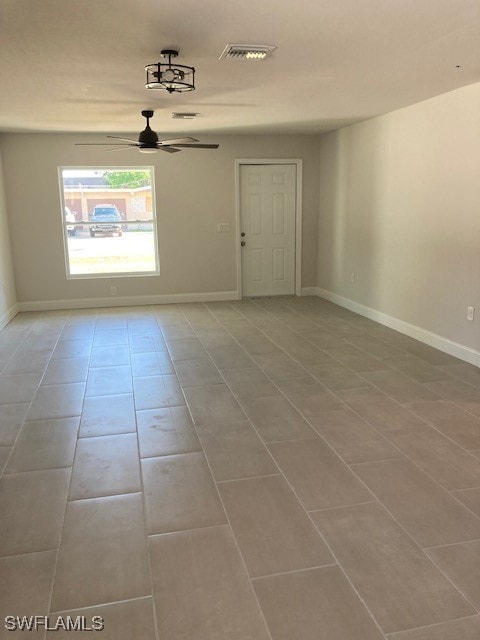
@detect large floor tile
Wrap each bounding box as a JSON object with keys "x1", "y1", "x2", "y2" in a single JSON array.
[
  {"x1": 69, "y1": 433, "x2": 141, "y2": 500},
  {"x1": 92, "y1": 329, "x2": 128, "y2": 347},
  {"x1": 6, "y1": 417, "x2": 79, "y2": 473},
  {"x1": 173, "y1": 357, "x2": 223, "y2": 387},
  {"x1": 310, "y1": 409, "x2": 401, "y2": 463},
  {"x1": 51, "y1": 493, "x2": 150, "y2": 612},
  {"x1": 221, "y1": 367, "x2": 279, "y2": 399},
  {"x1": 441, "y1": 363, "x2": 480, "y2": 388},
  {"x1": 235, "y1": 334, "x2": 281, "y2": 355},
  {"x1": 136, "y1": 405, "x2": 200, "y2": 457},
  {"x1": 240, "y1": 395, "x2": 316, "y2": 442},
  {"x1": 0, "y1": 468, "x2": 70, "y2": 556},
  {"x1": 27, "y1": 383, "x2": 85, "y2": 420},
  {"x1": 422, "y1": 379, "x2": 480, "y2": 402},
  {"x1": 407, "y1": 400, "x2": 480, "y2": 449},
  {"x1": 42, "y1": 357, "x2": 89, "y2": 385},
  {"x1": 323, "y1": 345, "x2": 389, "y2": 372},
  {"x1": 48, "y1": 598, "x2": 156, "y2": 639},
  {"x1": 361, "y1": 369, "x2": 440, "y2": 404},
  {"x1": 207, "y1": 344, "x2": 254, "y2": 370},
  {"x1": 166, "y1": 338, "x2": 207, "y2": 361},
  {"x1": 0, "y1": 447, "x2": 10, "y2": 474},
  {"x1": 312, "y1": 502, "x2": 474, "y2": 634},
  {"x1": 60, "y1": 323, "x2": 95, "y2": 340},
  {"x1": 337, "y1": 388, "x2": 426, "y2": 431},
  {"x1": 52, "y1": 339, "x2": 92, "y2": 360},
  {"x1": 79, "y1": 393, "x2": 136, "y2": 437},
  {"x1": 426, "y1": 540, "x2": 480, "y2": 609},
  {"x1": 149, "y1": 525, "x2": 270, "y2": 640},
  {"x1": 161, "y1": 324, "x2": 196, "y2": 340},
  {"x1": 197, "y1": 420, "x2": 277, "y2": 481},
  {"x1": 0, "y1": 373, "x2": 42, "y2": 405},
  {"x1": 133, "y1": 374, "x2": 185, "y2": 410},
  {"x1": 384, "y1": 355, "x2": 452, "y2": 383},
  {"x1": 4, "y1": 350, "x2": 51, "y2": 375},
  {"x1": 452, "y1": 487, "x2": 480, "y2": 517},
  {"x1": 142, "y1": 452, "x2": 226, "y2": 534},
  {"x1": 345, "y1": 334, "x2": 407, "y2": 359},
  {"x1": 268, "y1": 438, "x2": 374, "y2": 510},
  {"x1": 252, "y1": 353, "x2": 306, "y2": 380},
  {"x1": 130, "y1": 351, "x2": 174, "y2": 377},
  {"x1": 128, "y1": 333, "x2": 167, "y2": 353},
  {"x1": 306, "y1": 362, "x2": 367, "y2": 391},
  {"x1": 386, "y1": 617, "x2": 480, "y2": 640},
  {"x1": 276, "y1": 377, "x2": 344, "y2": 418},
  {"x1": 384, "y1": 425, "x2": 480, "y2": 490},
  {"x1": 89, "y1": 345, "x2": 130, "y2": 368},
  {"x1": 0, "y1": 403, "x2": 29, "y2": 446},
  {"x1": 184, "y1": 383, "x2": 245, "y2": 425},
  {"x1": 218, "y1": 475, "x2": 334, "y2": 578},
  {"x1": 352, "y1": 458, "x2": 480, "y2": 547},
  {"x1": 0, "y1": 550, "x2": 57, "y2": 640},
  {"x1": 253, "y1": 565, "x2": 384, "y2": 640},
  {"x1": 85, "y1": 366, "x2": 132, "y2": 397}
]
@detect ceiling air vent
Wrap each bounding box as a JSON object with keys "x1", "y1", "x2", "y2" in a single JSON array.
[
  {"x1": 172, "y1": 112, "x2": 198, "y2": 119},
  {"x1": 219, "y1": 44, "x2": 276, "y2": 60}
]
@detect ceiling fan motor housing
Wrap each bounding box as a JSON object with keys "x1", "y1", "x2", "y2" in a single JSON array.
[{"x1": 139, "y1": 111, "x2": 158, "y2": 146}]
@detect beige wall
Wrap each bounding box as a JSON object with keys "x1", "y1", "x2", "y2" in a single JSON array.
[
  {"x1": 317, "y1": 82, "x2": 480, "y2": 352},
  {"x1": 0, "y1": 150, "x2": 17, "y2": 326},
  {"x1": 0, "y1": 133, "x2": 319, "y2": 305}
]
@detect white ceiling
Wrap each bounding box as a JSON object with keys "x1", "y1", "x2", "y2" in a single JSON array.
[{"x1": 1, "y1": 0, "x2": 479, "y2": 135}]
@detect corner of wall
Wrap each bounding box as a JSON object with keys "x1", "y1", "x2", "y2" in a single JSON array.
[{"x1": 0, "y1": 141, "x2": 19, "y2": 328}]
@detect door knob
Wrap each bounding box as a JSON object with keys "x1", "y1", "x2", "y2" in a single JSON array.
[
  {"x1": 241, "y1": 241, "x2": 246, "y2": 246},
  {"x1": 241, "y1": 232, "x2": 245, "y2": 237}
]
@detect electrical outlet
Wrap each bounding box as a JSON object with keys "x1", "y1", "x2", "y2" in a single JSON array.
[
  {"x1": 217, "y1": 223, "x2": 230, "y2": 233},
  {"x1": 110, "y1": 286, "x2": 117, "y2": 296},
  {"x1": 467, "y1": 306, "x2": 475, "y2": 321}
]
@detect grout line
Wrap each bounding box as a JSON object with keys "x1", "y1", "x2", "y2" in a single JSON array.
[
  {"x1": 216, "y1": 473, "x2": 282, "y2": 484},
  {"x1": 384, "y1": 613, "x2": 480, "y2": 637},
  {"x1": 423, "y1": 538, "x2": 480, "y2": 551},
  {"x1": 250, "y1": 562, "x2": 339, "y2": 582},
  {"x1": 50, "y1": 594, "x2": 153, "y2": 616}
]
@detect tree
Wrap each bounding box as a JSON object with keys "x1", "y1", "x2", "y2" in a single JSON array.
[{"x1": 102, "y1": 170, "x2": 150, "y2": 189}]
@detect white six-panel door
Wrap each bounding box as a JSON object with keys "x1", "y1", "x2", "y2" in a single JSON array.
[{"x1": 240, "y1": 164, "x2": 296, "y2": 297}]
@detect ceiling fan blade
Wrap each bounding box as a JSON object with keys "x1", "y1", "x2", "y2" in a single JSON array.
[
  {"x1": 158, "y1": 136, "x2": 199, "y2": 146},
  {"x1": 171, "y1": 143, "x2": 219, "y2": 149},
  {"x1": 158, "y1": 146, "x2": 182, "y2": 153},
  {"x1": 107, "y1": 135, "x2": 141, "y2": 144},
  {"x1": 75, "y1": 143, "x2": 139, "y2": 146},
  {"x1": 105, "y1": 146, "x2": 134, "y2": 152}
]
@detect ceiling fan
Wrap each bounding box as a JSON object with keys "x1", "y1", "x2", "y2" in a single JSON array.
[{"x1": 75, "y1": 110, "x2": 219, "y2": 153}]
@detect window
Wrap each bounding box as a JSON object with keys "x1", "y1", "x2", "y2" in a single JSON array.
[{"x1": 59, "y1": 167, "x2": 159, "y2": 278}]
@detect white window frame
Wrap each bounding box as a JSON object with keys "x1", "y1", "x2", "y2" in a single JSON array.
[{"x1": 58, "y1": 166, "x2": 160, "y2": 280}]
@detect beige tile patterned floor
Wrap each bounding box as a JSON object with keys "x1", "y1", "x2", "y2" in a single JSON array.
[{"x1": 1, "y1": 296, "x2": 480, "y2": 639}]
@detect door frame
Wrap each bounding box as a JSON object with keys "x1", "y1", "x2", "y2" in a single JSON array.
[{"x1": 234, "y1": 159, "x2": 303, "y2": 299}]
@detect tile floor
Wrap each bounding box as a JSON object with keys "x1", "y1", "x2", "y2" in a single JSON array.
[{"x1": 1, "y1": 296, "x2": 480, "y2": 639}]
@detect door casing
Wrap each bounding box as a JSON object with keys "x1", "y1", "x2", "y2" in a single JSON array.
[{"x1": 234, "y1": 159, "x2": 303, "y2": 299}]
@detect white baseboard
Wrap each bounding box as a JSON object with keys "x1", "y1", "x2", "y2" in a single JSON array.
[
  {"x1": 311, "y1": 287, "x2": 480, "y2": 367},
  {"x1": 0, "y1": 302, "x2": 19, "y2": 330},
  {"x1": 17, "y1": 290, "x2": 240, "y2": 313}
]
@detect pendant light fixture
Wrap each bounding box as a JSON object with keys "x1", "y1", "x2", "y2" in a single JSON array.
[{"x1": 145, "y1": 49, "x2": 195, "y2": 93}]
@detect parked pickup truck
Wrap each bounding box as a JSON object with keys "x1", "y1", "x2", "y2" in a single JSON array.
[{"x1": 89, "y1": 205, "x2": 123, "y2": 237}]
